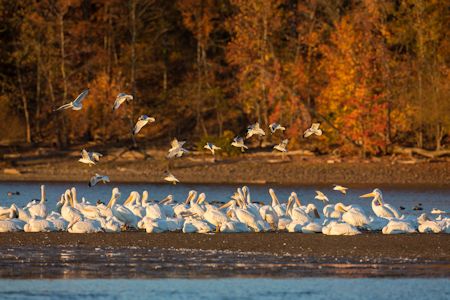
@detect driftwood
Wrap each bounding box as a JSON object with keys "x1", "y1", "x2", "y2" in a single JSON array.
[{"x1": 393, "y1": 146, "x2": 450, "y2": 159}]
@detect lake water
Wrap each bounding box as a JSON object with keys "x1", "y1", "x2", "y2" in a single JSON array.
[
  {"x1": 1, "y1": 181, "x2": 449, "y2": 214},
  {"x1": 0, "y1": 278, "x2": 449, "y2": 300}
]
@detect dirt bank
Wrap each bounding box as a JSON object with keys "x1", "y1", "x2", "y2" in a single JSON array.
[{"x1": 1, "y1": 152, "x2": 449, "y2": 185}]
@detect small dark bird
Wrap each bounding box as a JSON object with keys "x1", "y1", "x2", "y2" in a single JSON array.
[
  {"x1": 96, "y1": 200, "x2": 105, "y2": 205},
  {"x1": 7, "y1": 191, "x2": 20, "y2": 197},
  {"x1": 399, "y1": 206, "x2": 405, "y2": 210},
  {"x1": 413, "y1": 205, "x2": 423, "y2": 211}
]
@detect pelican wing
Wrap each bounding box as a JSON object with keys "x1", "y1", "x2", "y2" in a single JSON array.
[
  {"x1": 311, "y1": 123, "x2": 321, "y2": 130},
  {"x1": 133, "y1": 119, "x2": 147, "y2": 135},
  {"x1": 55, "y1": 102, "x2": 73, "y2": 111}
]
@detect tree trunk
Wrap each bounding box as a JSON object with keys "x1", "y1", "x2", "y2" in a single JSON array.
[
  {"x1": 58, "y1": 13, "x2": 68, "y2": 147},
  {"x1": 16, "y1": 63, "x2": 32, "y2": 144},
  {"x1": 130, "y1": 0, "x2": 138, "y2": 148}
]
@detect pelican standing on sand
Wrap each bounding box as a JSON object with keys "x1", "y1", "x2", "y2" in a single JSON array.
[
  {"x1": 303, "y1": 123, "x2": 322, "y2": 138},
  {"x1": 231, "y1": 137, "x2": 248, "y2": 152},
  {"x1": 360, "y1": 189, "x2": 401, "y2": 219},
  {"x1": 113, "y1": 93, "x2": 133, "y2": 111},
  {"x1": 54, "y1": 89, "x2": 89, "y2": 111}
]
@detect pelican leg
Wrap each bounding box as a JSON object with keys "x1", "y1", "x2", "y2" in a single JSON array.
[{"x1": 215, "y1": 225, "x2": 220, "y2": 233}]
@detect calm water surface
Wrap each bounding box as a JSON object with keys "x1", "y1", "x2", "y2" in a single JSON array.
[
  {"x1": 1, "y1": 182, "x2": 449, "y2": 214},
  {"x1": 0, "y1": 278, "x2": 449, "y2": 300}
]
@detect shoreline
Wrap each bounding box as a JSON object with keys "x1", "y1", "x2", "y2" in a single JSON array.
[
  {"x1": 0, "y1": 233, "x2": 449, "y2": 278},
  {"x1": 1, "y1": 158, "x2": 450, "y2": 185}
]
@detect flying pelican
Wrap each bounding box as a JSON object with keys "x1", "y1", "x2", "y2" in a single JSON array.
[
  {"x1": 269, "y1": 123, "x2": 286, "y2": 134},
  {"x1": 273, "y1": 139, "x2": 288, "y2": 152},
  {"x1": 303, "y1": 123, "x2": 322, "y2": 138},
  {"x1": 133, "y1": 115, "x2": 155, "y2": 135},
  {"x1": 27, "y1": 185, "x2": 47, "y2": 219},
  {"x1": 333, "y1": 185, "x2": 348, "y2": 195},
  {"x1": 113, "y1": 93, "x2": 133, "y2": 111},
  {"x1": 231, "y1": 136, "x2": 248, "y2": 152},
  {"x1": 167, "y1": 138, "x2": 188, "y2": 158},
  {"x1": 360, "y1": 189, "x2": 401, "y2": 219},
  {"x1": 79, "y1": 149, "x2": 96, "y2": 166},
  {"x1": 204, "y1": 142, "x2": 221, "y2": 155},
  {"x1": 54, "y1": 89, "x2": 89, "y2": 111},
  {"x1": 314, "y1": 191, "x2": 329, "y2": 204},
  {"x1": 246, "y1": 122, "x2": 265, "y2": 139},
  {"x1": 164, "y1": 172, "x2": 179, "y2": 185},
  {"x1": 89, "y1": 174, "x2": 110, "y2": 187}
]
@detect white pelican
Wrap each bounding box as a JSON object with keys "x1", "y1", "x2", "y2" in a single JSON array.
[
  {"x1": 97, "y1": 188, "x2": 120, "y2": 218},
  {"x1": 182, "y1": 217, "x2": 211, "y2": 233},
  {"x1": 61, "y1": 190, "x2": 83, "y2": 223},
  {"x1": 203, "y1": 202, "x2": 229, "y2": 232},
  {"x1": 79, "y1": 149, "x2": 96, "y2": 166},
  {"x1": 418, "y1": 221, "x2": 443, "y2": 233},
  {"x1": 98, "y1": 216, "x2": 122, "y2": 232},
  {"x1": 273, "y1": 139, "x2": 288, "y2": 152},
  {"x1": 204, "y1": 142, "x2": 221, "y2": 155},
  {"x1": 333, "y1": 185, "x2": 348, "y2": 195},
  {"x1": 287, "y1": 193, "x2": 311, "y2": 225},
  {"x1": 314, "y1": 191, "x2": 329, "y2": 204},
  {"x1": 301, "y1": 222, "x2": 323, "y2": 234},
  {"x1": 220, "y1": 210, "x2": 250, "y2": 233},
  {"x1": 68, "y1": 217, "x2": 103, "y2": 233},
  {"x1": 246, "y1": 122, "x2": 265, "y2": 139},
  {"x1": 46, "y1": 212, "x2": 68, "y2": 231},
  {"x1": 259, "y1": 205, "x2": 279, "y2": 230},
  {"x1": 70, "y1": 187, "x2": 100, "y2": 220},
  {"x1": 24, "y1": 218, "x2": 55, "y2": 232},
  {"x1": 323, "y1": 204, "x2": 342, "y2": 219},
  {"x1": 269, "y1": 123, "x2": 285, "y2": 134},
  {"x1": 10, "y1": 204, "x2": 31, "y2": 222},
  {"x1": 27, "y1": 185, "x2": 47, "y2": 219},
  {"x1": 335, "y1": 203, "x2": 370, "y2": 228},
  {"x1": 268, "y1": 188, "x2": 286, "y2": 217},
  {"x1": 54, "y1": 88, "x2": 89, "y2": 111},
  {"x1": 360, "y1": 189, "x2": 401, "y2": 219},
  {"x1": 164, "y1": 172, "x2": 179, "y2": 185},
  {"x1": 108, "y1": 188, "x2": 138, "y2": 228},
  {"x1": 0, "y1": 220, "x2": 21, "y2": 232},
  {"x1": 159, "y1": 195, "x2": 175, "y2": 217},
  {"x1": 231, "y1": 136, "x2": 248, "y2": 152},
  {"x1": 220, "y1": 200, "x2": 261, "y2": 232},
  {"x1": 113, "y1": 93, "x2": 133, "y2": 111},
  {"x1": 145, "y1": 201, "x2": 166, "y2": 220},
  {"x1": 0, "y1": 204, "x2": 14, "y2": 220},
  {"x1": 382, "y1": 220, "x2": 416, "y2": 234},
  {"x1": 174, "y1": 191, "x2": 196, "y2": 217},
  {"x1": 167, "y1": 138, "x2": 188, "y2": 158},
  {"x1": 303, "y1": 122, "x2": 322, "y2": 138},
  {"x1": 322, "y1": 221, "x2": 360, "y2": 235},
  {"x1": 431, "y1": 208, "x2": 446, "y2": 214},
  {"x1": 133, "y1": 114, "x2": 155, "y2": 135},
  {"x1": 89, "y1": 173, "x2": 110, "y2": 187}
]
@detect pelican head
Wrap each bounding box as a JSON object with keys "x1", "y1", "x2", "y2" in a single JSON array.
[
  {"x1": 197, "y1": 193, "x2": 206, "y2": 205},
  {"x1": 291, "y1": 192, "x2": 301, "y2": 207},
  {"x1": 107, "y1": 187, "x2": 121, "y2": 208},
  {"x1": 360, "y1": 188, "x2": 383, "y2": 204},
  {"x1": 335, "y1": 202, "x2": 347, "y2": 213},
  {"x1": 185, "y1": 190, "x2": 197, "y2": 204}
]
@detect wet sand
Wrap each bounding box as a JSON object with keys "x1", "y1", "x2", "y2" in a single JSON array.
[
  {"x1": 0, "y1": 233, "x2": 449, "y2": 278},
  {"x1": 1, "y1": 156, "x2": 450, "y2": 185}
]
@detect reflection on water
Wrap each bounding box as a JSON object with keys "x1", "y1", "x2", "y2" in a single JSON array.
[
  {"x1": 0, "y1": 278, "x2": 449, "y2": 300},
  {"x1": 1, "y1": 182, "x2": 450, "y2": 215},
  {"x1": 0, "y1": 245, "x2": 448, "y2": 279}
]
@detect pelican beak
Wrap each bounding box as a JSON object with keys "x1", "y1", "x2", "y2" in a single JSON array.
[
  {"x1": 219, "y1": 201, "x2": 232, "y2": 210},
  {"x1": 360, "y1": 192, "x2": 376, "y2": 198}
]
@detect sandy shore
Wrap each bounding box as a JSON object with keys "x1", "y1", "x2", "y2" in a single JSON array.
[
  {"x1": 1, "y1": 154, "x2": 450, "y2": 185},
  {"x1": 0, "y1": 232, "x2": 449, "y2": 278},
  {"x1": 1, "y1": 232, "x2": 449, "y2": 260}
]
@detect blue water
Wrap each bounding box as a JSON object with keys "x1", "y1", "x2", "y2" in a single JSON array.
[
  {"x1": 1, "y1": 182, "x2": 449, "y2": 215},
  {"x1": 0, "y1": 278, "x2": 448, "y2": 300}
]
